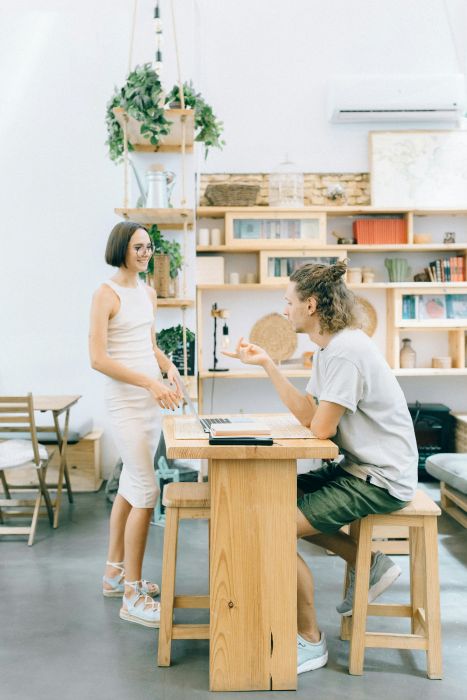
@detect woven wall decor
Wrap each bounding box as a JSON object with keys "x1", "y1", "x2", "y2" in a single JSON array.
[
  {"x1": 249, "y1": 313, "x2": 297, "y2": 362},
  {"x1": 355, "y1": 296, "x2": 377, "y2": 336}
]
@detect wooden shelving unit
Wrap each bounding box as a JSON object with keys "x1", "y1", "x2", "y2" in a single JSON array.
[
  {"x1": 196, "y1": 205, "x2": 467, "y2": 408},
  {"x1": 113, "y1": 107, "x2": 195, "y2": 152},
  {"x1": 115, "y1": 207, "x2": 194, "y2": 228}
]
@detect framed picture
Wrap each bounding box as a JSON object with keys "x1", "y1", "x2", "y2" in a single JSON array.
[
  {"x1": 418, "y1": 295, "x2": 447, "y2": 321},
  {"x1": 370, "y1": 130, "x2": 467, "y2": 207}
]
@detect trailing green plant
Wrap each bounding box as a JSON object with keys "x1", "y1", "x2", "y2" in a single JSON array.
[
  {"x1": 156, "y1": 325, "x2": 195, "y2": 357},
  {"x1": 106, "y1": 65, "x2": 224, "y2": 162},
  {"x1": 148, "y1": 225, "x2": 183, "y2": 278},
  {"x1": 165, "y1": 81, "x2": 225, "y2": 158},
  {"x1": 106, "y1": 64, "x2": 170, "y2": 162}
]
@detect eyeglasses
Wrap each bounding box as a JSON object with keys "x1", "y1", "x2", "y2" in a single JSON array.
[{"x1": 132, "y1": 244, "x2": 155, "y2": 257}]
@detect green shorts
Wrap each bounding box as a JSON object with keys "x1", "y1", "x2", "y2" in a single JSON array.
[{"x1": 297, "y1": 462, "x2": 408, "y2": 535}]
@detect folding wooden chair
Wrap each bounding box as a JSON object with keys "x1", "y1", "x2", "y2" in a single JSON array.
[{"x1": 0, "y1": 394, "x2": 54, "y2": 545}]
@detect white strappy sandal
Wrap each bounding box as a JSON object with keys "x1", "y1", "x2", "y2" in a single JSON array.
[
  {"x1": 119, "y1": 581, "x2": 161, "y2": 628},
  {"x1": 102, "y1": 561, "x2": 160, "y2": 598}
]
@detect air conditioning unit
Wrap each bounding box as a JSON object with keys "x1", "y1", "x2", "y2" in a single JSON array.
[{"x1": 328, "y1": 74, "x2": 466, "y2": 123}]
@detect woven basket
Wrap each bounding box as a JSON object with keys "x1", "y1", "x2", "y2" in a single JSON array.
[
  {"x1": 354, "y1": 296, "x2": 377, "y2": 337},
  {"x1": 205, "y1": 183, "x2": 259, "y2": 207},
  {"x1": 249, "y1": 313, "x2": 297, "y2": 362},
  {"x1": 153, "y1": 254, "x2": 170, "y2": 298}
]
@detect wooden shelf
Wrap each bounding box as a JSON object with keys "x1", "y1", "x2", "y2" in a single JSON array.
[
  {"x1": 157, "y1": 298, "x2": 194, "y2": 308},
  {"x1": 199, "y1": 368, "x2": 310, "y2": 379},
  {"x1": 197, "y1": 243, "x2": 467, "y2": 253},
  {"x1": 197, "y1": 282, "x2": 467, "y2": 291},
  {"x1": 115, "y1": 208, "x2": 194, "y2": 227},
  {"x1": 199, "y1": 367, "x2": 467, "y2": 379},
  {"x1": 113, "y1": 108, "x2": 195, "y2": 152},
  {"x1": 197, "y1": 206, "x2": 467, "y2": 217},
  {"x1": 345, "y1": 243, "x2": 467, "y2": 252},
  {"x1": 395, "y1": 368, "x2": 467, "y2": 376},
  {"x1": 396, "y1": 320, "x2": 467, "y2": 329}
]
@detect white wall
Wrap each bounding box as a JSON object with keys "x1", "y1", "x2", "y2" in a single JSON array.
[{"x1": 1, "y1": 0, "x2": 466, "y2": 472}]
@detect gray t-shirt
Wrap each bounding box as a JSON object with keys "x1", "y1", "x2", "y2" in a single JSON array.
[{"x1": 306, "y1": 328, "x2": 418, "y2": 501}]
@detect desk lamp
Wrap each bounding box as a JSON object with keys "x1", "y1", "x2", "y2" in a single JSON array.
[{"x1": 209, "y1": 303, "x2": 230, "y2": 372}]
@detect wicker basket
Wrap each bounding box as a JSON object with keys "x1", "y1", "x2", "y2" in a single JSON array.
[
  {"x1": 205, "y1": 183, "x2": 259, "y2": 207},
  {"x1": 153, "y1": 254, "x2": 170, "y2": 298},
  {"x1": 249, "y1": 313, "x2": 297, "y2": 362}
]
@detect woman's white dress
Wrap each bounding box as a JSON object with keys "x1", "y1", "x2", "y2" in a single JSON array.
[{"x1": 104, "y1": 279, "x2": 162, "y2": 508}]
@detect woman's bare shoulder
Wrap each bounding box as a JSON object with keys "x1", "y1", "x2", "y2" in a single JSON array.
[{"x1": 93, "y1": 283, "x2": 119, "y2": 305}]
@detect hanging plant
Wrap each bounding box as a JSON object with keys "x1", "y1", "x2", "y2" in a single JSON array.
[
  {"x1": 165, "y1": 81, "x2": 225, "y2": 158},
  {"x1": 105, "y1": 64, "x2": 170, "y2": 162},
  {"x1": 105, "y1": 65, "x2": 224, "y2": 162}
]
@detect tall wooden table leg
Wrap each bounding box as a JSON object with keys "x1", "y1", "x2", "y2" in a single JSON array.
[
  {"x1": 52, "y1": 408, "x2": 74, "y2": 528},
  {"x1": 209, "y1": 458, "x2": 297, "y2": 692}
]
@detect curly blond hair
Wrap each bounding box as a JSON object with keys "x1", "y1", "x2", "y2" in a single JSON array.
[{"x1": 290, "y1": 260, "x2": 361, "y2": 334}]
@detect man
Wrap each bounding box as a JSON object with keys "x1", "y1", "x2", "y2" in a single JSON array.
[{"x1": 224, "y1": 261, "x2": 418, "y2": 675}]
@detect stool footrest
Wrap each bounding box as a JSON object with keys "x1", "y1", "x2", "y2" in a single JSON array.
[
  {"x1": 174, "y1": 595, "x2": 210, "y2": 609},
  {"x1": 367, "y1": 603, "x2": 412, "y2": 617},
  {"x1": 365, "y1": 632, "x2": 428, "y2": 650},
  {"x1": 171, "y1": 624, "x2": 210, "y2": 640}
]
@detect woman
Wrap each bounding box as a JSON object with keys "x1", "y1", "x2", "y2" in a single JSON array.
[{"x1": 89, "y1": 221, "x2": 181, "y2": 628}]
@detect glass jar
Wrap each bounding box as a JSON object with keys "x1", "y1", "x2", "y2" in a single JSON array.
[
  {"x1": 269, "y1": 156, "x2": 304, "y2": 207},
  {"x1": 400, "y1": 338, "x2": 416, "y2": 369}
]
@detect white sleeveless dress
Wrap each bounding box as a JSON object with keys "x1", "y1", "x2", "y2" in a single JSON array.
[{"x1": 104, "y1": 279, "x2": 162, "y2": 508}]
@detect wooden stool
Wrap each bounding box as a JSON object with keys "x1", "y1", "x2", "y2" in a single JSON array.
[
  {"x1": 157, "y1": 481, "x2": 210, "y2": 667},
  {"x1": 341, "y1": 489, "x2": 442, "y2": 679}
]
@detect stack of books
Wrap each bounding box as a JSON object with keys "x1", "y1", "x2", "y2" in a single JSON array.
[{"x1": 426, "y1": 257, "x2": 465, "y2": 282}]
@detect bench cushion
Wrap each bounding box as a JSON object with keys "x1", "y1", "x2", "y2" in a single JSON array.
[{"x1": 425, "y1": 453, "x2": 467, "y2": 495}]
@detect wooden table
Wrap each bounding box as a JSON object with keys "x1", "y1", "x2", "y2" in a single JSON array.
[
  {"x1": 34, "y1": 395, "x2": 81, "y2": 528},
  {"x1": 162, "y1": 415, "x2": 338, "y2": 692}
]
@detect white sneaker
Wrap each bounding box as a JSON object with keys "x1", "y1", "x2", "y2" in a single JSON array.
[{"x1": 297, "y1": 632, "x2": 328, "y2": 675}]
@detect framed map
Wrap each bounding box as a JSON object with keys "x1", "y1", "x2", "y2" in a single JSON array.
[{"x1": 370, "y1": 130, "x2": 467, "y2": 208}]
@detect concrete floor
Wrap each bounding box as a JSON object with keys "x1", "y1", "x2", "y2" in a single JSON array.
[{"x1": 1, "y1": 482, "x2": 466, "y2": 700}]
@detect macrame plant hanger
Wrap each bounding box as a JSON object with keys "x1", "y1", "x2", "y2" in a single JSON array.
[{"x1": 123, "y1": 0, "x2": 190, "y2": 380}]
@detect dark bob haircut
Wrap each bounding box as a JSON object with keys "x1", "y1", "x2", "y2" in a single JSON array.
[{"x1": 105, "y1": 221, "x2": 148, "y2": 268}]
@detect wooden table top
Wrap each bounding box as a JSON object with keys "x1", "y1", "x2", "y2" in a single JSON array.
[
  {"x1": 33, "y1": 395, "x2": 81, "y2": 412},
  {"x1": 163, "y1": 415, "x2": 339, "y2": 460}
]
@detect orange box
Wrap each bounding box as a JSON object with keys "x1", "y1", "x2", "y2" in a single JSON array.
[{"x1": 353, "y1": 219, "x2": 407, "y2": 244}]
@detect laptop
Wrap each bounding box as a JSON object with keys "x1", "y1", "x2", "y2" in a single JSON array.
[
  {"x1": 173, "y1": 374, "x2": 236, "y2": 437},
  {"x1": 173, "y1": 374, "x2": 316, "y2": 440}
]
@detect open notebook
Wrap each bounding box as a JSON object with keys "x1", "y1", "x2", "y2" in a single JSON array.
[{"x1": 174, "y1": 413, "x2": 316, "y2": 440}]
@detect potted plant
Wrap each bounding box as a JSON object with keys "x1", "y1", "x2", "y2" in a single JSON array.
[
  {"x1": 156, "y1": 325, "x2": 195, "y2": 375},
  {"x1": 106, "y1": 64, "x2": 224, "y2": 161},
  {"x1": 145, "y1": 225, "x2": 183, "y2": 297},
  {"x1": 165, "y1": 81, "x2": 225, "y2": 158}
]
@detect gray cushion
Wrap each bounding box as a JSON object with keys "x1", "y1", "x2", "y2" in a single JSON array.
[
  {"x1": 425, "y1": 453, "x2": 467, "y2": 495},
  {"x1": 0, "y1": 431, "x2": 82, "y2": 445}
]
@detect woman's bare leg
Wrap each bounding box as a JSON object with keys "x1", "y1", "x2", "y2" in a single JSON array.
[{"x1": 103, "y1": 494, "x2": 132, "y2": 588}]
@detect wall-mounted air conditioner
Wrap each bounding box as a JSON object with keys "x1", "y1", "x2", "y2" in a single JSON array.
[{"x1": 327, "y1": 74, "x2": 466, "y2": 124}]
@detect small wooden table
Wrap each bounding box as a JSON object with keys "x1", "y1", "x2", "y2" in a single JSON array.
[
  {"x1": 34, "y1": 395, "x2": 81, "y2": 527},
  {"x1": 163, "y1": 415, "x2": 338, "y2": 692}
]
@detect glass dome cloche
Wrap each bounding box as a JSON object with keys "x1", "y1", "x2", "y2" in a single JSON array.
[{"x1": 269, "y1": 155, "x2": 304, "y2": 208}]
